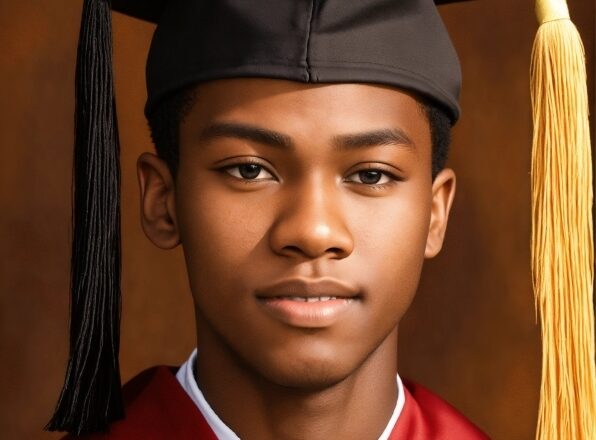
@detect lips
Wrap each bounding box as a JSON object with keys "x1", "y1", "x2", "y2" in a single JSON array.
[
  {"x1": 256, "y1": 277, "x2": 360, "y2": 299},
  {"x1": 255, "y1": 278, "x2": 360, "y2": 328}
]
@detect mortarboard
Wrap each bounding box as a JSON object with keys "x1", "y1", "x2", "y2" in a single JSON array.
[{"x1": 46, "y1": 0, "x2": 595, "y2": 438}]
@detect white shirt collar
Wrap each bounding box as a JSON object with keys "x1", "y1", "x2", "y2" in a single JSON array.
[{"x1": 176, "y1": 349, "x2": 405, "y2": 440}]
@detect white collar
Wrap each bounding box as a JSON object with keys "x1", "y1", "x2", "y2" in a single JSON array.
[{"x1": 176, "y1": 349, "x2": 405, "y2": 440}]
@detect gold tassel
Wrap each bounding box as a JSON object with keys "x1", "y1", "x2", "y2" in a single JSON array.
[{"x1": 531, "y1": 0, "x2": 596, "y2": 438}]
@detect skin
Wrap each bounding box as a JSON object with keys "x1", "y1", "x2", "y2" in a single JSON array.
[{"x1": 137, "y1": 78, "x2": 456, "y2": 440}]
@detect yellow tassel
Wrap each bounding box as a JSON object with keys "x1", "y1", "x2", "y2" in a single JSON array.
[{"x1": 531, "y1": 0, "x2": 596, "y2": 439}]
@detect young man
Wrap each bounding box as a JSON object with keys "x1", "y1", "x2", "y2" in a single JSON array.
[
  {"x1": 49, "y1": 0, "x2": 491, "y2": 438},
  {"x1": 135, "y1": 79, "x2": 477, "y2": 439}
]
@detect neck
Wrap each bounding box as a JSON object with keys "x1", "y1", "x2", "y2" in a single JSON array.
[{"x1": 194, "y1": 324, "x2": 399, "y2": 440}]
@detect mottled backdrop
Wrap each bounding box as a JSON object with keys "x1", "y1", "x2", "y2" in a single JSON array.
[{"x1": 0, "y1": 1, "x2": 593, "y2": 439}]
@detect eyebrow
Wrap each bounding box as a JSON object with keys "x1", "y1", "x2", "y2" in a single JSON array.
[
  {"x1": 199, "y1": 122, "x2": 414, "y2": 151},
  {"x1": 333, "y1": 128, "x2": 414, "y2": 150},
  {"x1": 200, "y1": 122, "x2": 293, "y2": 149}
]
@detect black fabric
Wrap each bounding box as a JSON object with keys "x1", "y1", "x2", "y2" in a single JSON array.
[
  {"x1": 112, "y1": 0, "x2": 465, "y2": 122},
  {"x1": 112, "y1": 0, "x2": 165, "y2": 23},
  {"x1": 112, "y1": 0, "x2": 470, "y2": 23}
]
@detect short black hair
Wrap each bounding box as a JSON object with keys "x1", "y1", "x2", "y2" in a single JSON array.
[
  {"x1": 147, "y1": 86, "x2": 452, "y2": 180},
  {"x1": 422, "y1": 101, "x2": 453, "y2": 180}
]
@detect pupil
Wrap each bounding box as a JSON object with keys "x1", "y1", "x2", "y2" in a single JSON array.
[
  {"x1": 239, "y1": 164, "x2": 261, "y2": 179},
  {"x1": 359, "y1": 170, "x2": 381, "y2": 184}
]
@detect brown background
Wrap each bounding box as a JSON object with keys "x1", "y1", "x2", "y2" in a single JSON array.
[{"x1": 0, "y1": 1, "x2": 593, "y2": 439}]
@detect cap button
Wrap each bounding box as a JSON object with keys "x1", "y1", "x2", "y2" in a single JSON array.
[{"x1": 535, "y1": 0, "x2": 570, "y2": 24}]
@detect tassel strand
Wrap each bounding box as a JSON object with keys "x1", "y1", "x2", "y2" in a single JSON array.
[
  {"x1": 531, "y1": 4, "x2": 596, "y2": 438},
  {"x1": 46, "y1": 0, "x2": 123, "y2": 434}
]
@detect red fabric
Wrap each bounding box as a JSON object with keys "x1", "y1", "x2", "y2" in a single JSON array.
[
  {"x1": 64, "y1": 367, "x2": 217, "y2": 440},
  {"x1": 388, "y1": 380, "x2": 489, "y2": 440},
  {"x1": 66, "y1": 366, "x2": 489, "y2": 439}
]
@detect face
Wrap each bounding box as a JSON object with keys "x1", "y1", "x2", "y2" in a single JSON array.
[{"x1": 138, "y1": 78, "x2": 455, "y2": 389}]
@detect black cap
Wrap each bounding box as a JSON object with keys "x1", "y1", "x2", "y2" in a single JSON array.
[
  {"x1": 47, "y1": 0, "x2": 469, "y2": 434},
  {"x1": 119, "y1": 0, "x2": 464, "y2": 122}
]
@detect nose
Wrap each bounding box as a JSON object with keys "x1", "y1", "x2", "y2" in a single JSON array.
[{"x1": 269, "y1": 177, "x2": 354, "y2": 260}]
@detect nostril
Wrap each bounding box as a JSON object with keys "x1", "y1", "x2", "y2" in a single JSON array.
[
  {"x1": 281, "y1": 245, "x2": 303, "y2": 256},
  {"x1": 280, "y1": 245, "x2": 348, "y2": 259}
]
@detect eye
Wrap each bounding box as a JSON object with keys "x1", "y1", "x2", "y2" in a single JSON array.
[
  {"x1": 224, "y1": 162, "x2": 275, "y2": 181},
  {"x1": 346, "y1": 169, "x2": 395, "y2": 185}
]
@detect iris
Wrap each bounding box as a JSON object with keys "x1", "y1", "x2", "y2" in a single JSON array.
[
  {"x1": 239, "y1": 164, "x2": 262, "y2": 179},
  {"x1": 359, "y1": 170, "x2": 382, "y2": 184}
]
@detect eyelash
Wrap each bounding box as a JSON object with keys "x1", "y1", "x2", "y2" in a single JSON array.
[
  {"x1": 220, "y1": 159, "x2": 275, "y2": 184},
  {"x1": 347, "y1": 166, "x2": 401, "y2": 189},
  {"x1": 219, "y1": 159, "x2": 401, "y2": 188}
]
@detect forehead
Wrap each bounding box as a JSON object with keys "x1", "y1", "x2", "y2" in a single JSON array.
[{"x1": 182, "y1": 78, "x2": 431, "y2": 145}]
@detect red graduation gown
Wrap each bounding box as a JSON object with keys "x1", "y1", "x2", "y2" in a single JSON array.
[{"x1": 67, "y1": 366, "x2": 489, "y2": 439}]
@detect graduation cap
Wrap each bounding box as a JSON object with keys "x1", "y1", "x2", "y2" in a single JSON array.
[{"x1": 46, "y1": 0, "x2": 595, "y2": 437}]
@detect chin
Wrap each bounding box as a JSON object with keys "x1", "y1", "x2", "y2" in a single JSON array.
[
  {"x1": 265, "y1": 362, "x2": 352, "y2": 391},
  {"x1": 248, "y1": 346, "x2": 362, "y2": 391}
]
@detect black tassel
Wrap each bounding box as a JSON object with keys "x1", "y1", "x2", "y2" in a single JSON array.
[{"x1": 46, "y1": 0, "x2": 123, "y2": 434}]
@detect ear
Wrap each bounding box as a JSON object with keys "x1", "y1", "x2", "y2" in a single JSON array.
[
  {"x1": 137, "y1": 152, "x2": 180, "y2": 249},
  {"x1": 425, "y1": 168, "x2": 456, "y2": 258}
]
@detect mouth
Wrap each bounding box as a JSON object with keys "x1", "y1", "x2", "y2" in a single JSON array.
[
  {"x1": 270, "y1": 295, "x2": 355, "y2": 302},
  {"x1": 255, "y1": 278, "x2": 361, "y2": 328}
]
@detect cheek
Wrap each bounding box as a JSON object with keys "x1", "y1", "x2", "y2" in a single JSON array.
[
  {"x1": 175, "y1": 180, "x2": 272, "y2": 291},
  {"x1": 352, "y1": 187, "x2": 432, "y2": 312},
  {"x1": 355, "y1": 183, "x2": 431, "y2": 255}
]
